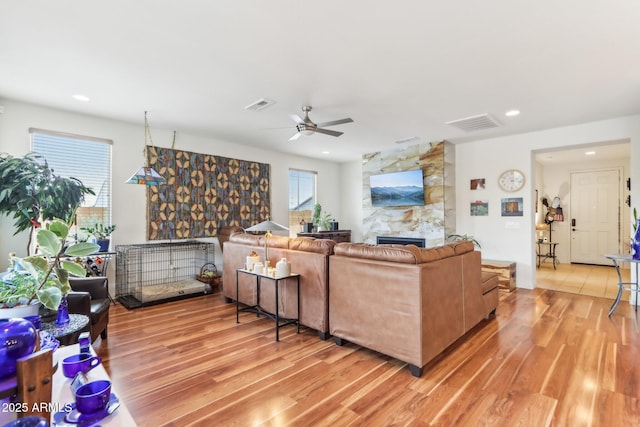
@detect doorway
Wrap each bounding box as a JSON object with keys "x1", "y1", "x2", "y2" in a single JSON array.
[
  {"x1": 569, "y1": 168, "x2": 622, "y2": 265},
  {"x1": 534, "y1": 141, "x2": 630, "y2": 296}
]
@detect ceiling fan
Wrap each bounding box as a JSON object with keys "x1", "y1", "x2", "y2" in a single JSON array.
[{"x1": 289, "y1": 106, "x2": 353, "y2": 141}]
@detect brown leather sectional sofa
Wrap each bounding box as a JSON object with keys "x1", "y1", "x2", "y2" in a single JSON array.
[
  {"x1": 329, "y1": 241, "x2": 499, "y2": 377},
  {"x1": 222, "y1": 232, "x2": 336, "y2": 339},
  {"x1": 222, "y1": 233, "x2": 499, "y2": 376}
]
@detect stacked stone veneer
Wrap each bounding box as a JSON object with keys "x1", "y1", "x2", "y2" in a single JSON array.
[{"x1": 362, "y1": 141, "x2": 455, "y2": 247}]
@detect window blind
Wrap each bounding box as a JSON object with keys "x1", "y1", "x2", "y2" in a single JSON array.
[{"x1": 29, "y1": 128, "x2": 112, "y2": 227}]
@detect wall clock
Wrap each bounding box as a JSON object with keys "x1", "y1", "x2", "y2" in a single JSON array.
[{"x1": 498, "y1": 169, "x2": 525, "y2": 192}]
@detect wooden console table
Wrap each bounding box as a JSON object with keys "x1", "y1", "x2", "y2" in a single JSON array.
[
  {"x1": 481, "y1": 260, "x2": 516, "y2": 292},
  {"x1": 297, "y1": 230, "x2": 351, "y2": 243}
]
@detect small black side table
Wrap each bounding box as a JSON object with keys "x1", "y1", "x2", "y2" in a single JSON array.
[
  {"x1": 236, "y1": 269, "x2": 301, "y2": 341},
  {"x1": 536, "y1": 241, "x2": 559, "y2": 269},
  {"x1": 41, "y1": 313, "x2": 90, "y2": 346}
]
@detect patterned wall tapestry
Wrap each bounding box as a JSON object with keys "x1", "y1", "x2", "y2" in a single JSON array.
[{"x1": 146, "y1": 146, "x2": 270, "y2": 240}]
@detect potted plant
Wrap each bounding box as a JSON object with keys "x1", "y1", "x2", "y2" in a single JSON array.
[
  {"x1": 81, "y1": 223, "x2": 117, "y2": 252},
  {"x1": 446, "y1": 233, "x2": 481, "y2": 248},
  {"x1": 312, "y1": 203, "x2": 332, "y2": 232},
  {"x1": 0, "y1": 218, "x2": 100, "y2": 318},
  {"x1": 0, "y1": 152, "x2": 94, "y2": 254}
]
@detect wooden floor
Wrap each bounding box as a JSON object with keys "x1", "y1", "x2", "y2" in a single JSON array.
[
  {"x1": 536, "y1": 262, "x2": 630, "y2": 301},
  {"x1": 93, "y1": 284, "x2": 640, "y2": 426}
]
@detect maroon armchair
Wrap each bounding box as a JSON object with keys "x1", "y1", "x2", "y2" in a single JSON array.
[{"x1": 68, "y1": 277, "x2": 111, "y2": 342}]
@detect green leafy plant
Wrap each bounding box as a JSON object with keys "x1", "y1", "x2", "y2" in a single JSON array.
[
  {"x1": 446, "y1": 233, "x2": 481, "y2": 248},
  {"x1": 0, "y1": 218, "x2": 100, "y2": 310},
  {"x1": 311, "y1": 203, "x2": 332, "y2": 230},
  {"x1": 0, "y1": 152, "x2": 94, "y2": 253},
  {"x1": 81, "y1": 223, "x2": 117, "y2": 240}
]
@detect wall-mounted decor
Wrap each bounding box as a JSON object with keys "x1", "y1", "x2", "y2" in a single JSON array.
[
  {"x1": 146, "y1": 146, "x2": 270, "y2": 240},
  {"x1": 501, "y1": 197, "x2": 523, "y2": 216},
  {"x1": 498, "y1": 169, "x2": 525, "y2": 192},
  {"x1": 471, "y1": 200, "x2": 489, "y2": 216},
  {"x1": 470, "y1": 178, "x2": 485, "y2": 190}
]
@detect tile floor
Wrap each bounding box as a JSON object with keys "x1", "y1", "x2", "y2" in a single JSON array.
[{"x1": 535, "y1": 260, "x2": 631, "y2": 302}]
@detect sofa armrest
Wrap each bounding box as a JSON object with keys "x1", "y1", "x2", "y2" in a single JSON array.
[{"x1": 69, "y1": 277, "x2": 109, "y2": 300}]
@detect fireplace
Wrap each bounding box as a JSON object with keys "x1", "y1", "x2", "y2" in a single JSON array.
[{"x1": 376, "y1": 236, "x2": 426, "y2": 248}]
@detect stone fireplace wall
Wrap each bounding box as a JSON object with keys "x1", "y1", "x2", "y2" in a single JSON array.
[{"x1": 362, "y1": 141, "x2": 455, "y2": 247}]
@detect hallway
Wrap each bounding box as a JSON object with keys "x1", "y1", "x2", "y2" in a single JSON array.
[{"x1": 535, "y1": 261, "x2": 630, "y2": 303}]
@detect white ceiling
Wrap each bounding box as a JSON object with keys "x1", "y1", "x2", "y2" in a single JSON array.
[{"x1": 1, "y1": 1, "x2": 639, "y2": 163}]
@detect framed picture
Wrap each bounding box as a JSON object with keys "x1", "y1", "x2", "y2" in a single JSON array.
[
  {"x1": 470, "y1": 178, "x2": 486, "y2": 190},
  {"x1": 471, "y1": 200, "x2": 489, "y2": 216},
  {"x1": 501, "y1": 197, "x2": 523, "y2": 216}
]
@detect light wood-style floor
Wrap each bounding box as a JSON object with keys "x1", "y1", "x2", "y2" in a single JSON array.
[
  {"x1": 93, "y1": 280, "x2": 640, "y2": 427},
  {"x1": 536, "y1": 261, "x2": 630, "y2": 302}
]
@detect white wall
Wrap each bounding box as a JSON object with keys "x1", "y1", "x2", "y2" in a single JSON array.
[
  {"x1": 455, "y1": 115, "x2": 640, "y2": 289},
  {"x1": 0, "y1": 99, "x2": 342, "y2": 276}
]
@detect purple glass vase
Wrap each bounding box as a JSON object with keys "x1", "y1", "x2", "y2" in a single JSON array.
[
  {"x1": 55, "y1": 295, "x2": 70, "y2": 326},
  {"x1": 0, "y1": 318, "x2": 37, "y2": 378},
  {"x1": 633, "y1": 220, "x2": 640, "y2": 260}
]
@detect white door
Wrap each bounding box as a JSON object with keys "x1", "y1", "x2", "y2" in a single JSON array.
[{"x1": 570, "y1": 169, "x2": 621, "y2": 265}]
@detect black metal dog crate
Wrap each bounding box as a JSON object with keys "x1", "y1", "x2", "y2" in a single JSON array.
[{"x1": 115, "y1": 240, "x2": 216, "y2": 309}]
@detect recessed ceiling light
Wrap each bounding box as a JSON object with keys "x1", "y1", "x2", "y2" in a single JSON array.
[
  {"x1": 585, "y1": 151, "x2": 596, "y2": 155},
  {"x1": 505, "y1": 109, "x2": 520, "y2": 117},
  {"x1": 72, "y1": 94, "x2": 91, "y2": 102},
  {"x1": 321, "y1": 151, "x2": 330, "y2": 155}
]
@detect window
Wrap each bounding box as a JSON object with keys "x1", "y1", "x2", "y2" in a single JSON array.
[
  {"x1": 30, "y1": 128, "x2": 112, "y2": 235},
  {"x1": 288, "y1": 169, "x2": 316, "y2": 236}
]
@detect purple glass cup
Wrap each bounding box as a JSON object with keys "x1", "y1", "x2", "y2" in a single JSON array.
[
  {"x1": 61, "y1": 352, "x2": 102, "y2": 378},
  {"x1": 74, "y1": 380, "x2": 111, "y2": 414}
]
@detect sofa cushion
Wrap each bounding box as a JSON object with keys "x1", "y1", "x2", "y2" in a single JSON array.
[
  {"x1": 229, "y1": 232, "x2": 261, "y2": 246},
  {"x1": 334, "y1": 243, "x2": 421, "y2": 264},
  {"x1": 289, "y1": 237, "x2": 336, "y2": 255},
  {"x1": 417, "y1": 245, "x2": 456, "y2": 263},
  {"x1": 446, "y1": 241, "x2": 475, "y2": 255},
  {"x1": 481, "y1": 271, "x2": 499, "y2": 294}
]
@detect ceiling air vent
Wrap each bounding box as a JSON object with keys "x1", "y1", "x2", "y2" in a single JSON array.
[
  {"x1": 244, "y1": 98, "x2": 276, "y2": 111},
  {"x1": 445, "y1": 114, "x2": 501, "y2": 132}
]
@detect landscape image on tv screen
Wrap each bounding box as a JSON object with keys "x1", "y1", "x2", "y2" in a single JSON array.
[{"x1": 369, "y1": 169, "x2": 425, "y2": 207}]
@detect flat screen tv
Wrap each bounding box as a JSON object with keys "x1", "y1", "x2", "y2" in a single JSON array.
[{"x1": 369, "y1": 169, "x2": 425, "y2": 207}]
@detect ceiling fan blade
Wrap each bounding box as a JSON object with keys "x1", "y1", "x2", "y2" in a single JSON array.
[
  {"x1": 317, "y1": 118, "x2": 353, "y2": 127},
  {"x1": 289, "y1": 132, "x2": 303, "y2": 141},
  {"x1": 290, "y1": 114, "x2": 304, "y2": 124},
  {"x1": 315, "y1": 128, "x2": 343, "y2": 137}
]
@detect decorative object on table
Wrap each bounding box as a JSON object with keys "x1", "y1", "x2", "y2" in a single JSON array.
[
  {"x1": 311, "y1": 203, "x2": 332, "y2": 231},
  {"x1": 80, "y1": 223, "x2": 117, "y2": 252},
  {"x1": 0, "y1": 318, "x2": 37, "y2": 378},
  {"x1": 246, "y1": 251, "x2": 260, "y2": 271},
  {"x1": 78, "y1": 331, "x2": 91, "y2": 354},
  {"x1": 55, "y1": 295, "x2": 70, "y2": 326},
  {"x1": 245, "y1": 219, "x2": 289, "y2": 264},
  {"x1": 631, "y1": 208, "x2": 640, "y2": 260},
  {"x1": 54, "y1": 392, "x2": 120, "y2": 425},
  {"x1": 498, "y1": 169, "x2": 525, "y2": 192},
  {"x1": 0, "y1": 152, "x2": 94, "y2": 255},
  {"x1": 73, "y1": 379, "x2": 112, "y2": 414},
  {"x1": 61, "y1": 353, "x2": 102, "y2": 379},
  {"x1": 38, "y1": 330, "x2": 60, "y2": 353},
  {"x1": 252, "y1": 262, "x2": 264, "y2": 275},
  {"x1": 125, "y1": 111, "x2": 167, "y2": 186},
  {"x1": 3, "y1": 415, "x2": 49, "y2": 427},
  {"x1": 0, "y1": 218, "x2": 100, "y2": 317},
  {"x1": 276, "y1": 258, "x2": 291, "y2": 277}
]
